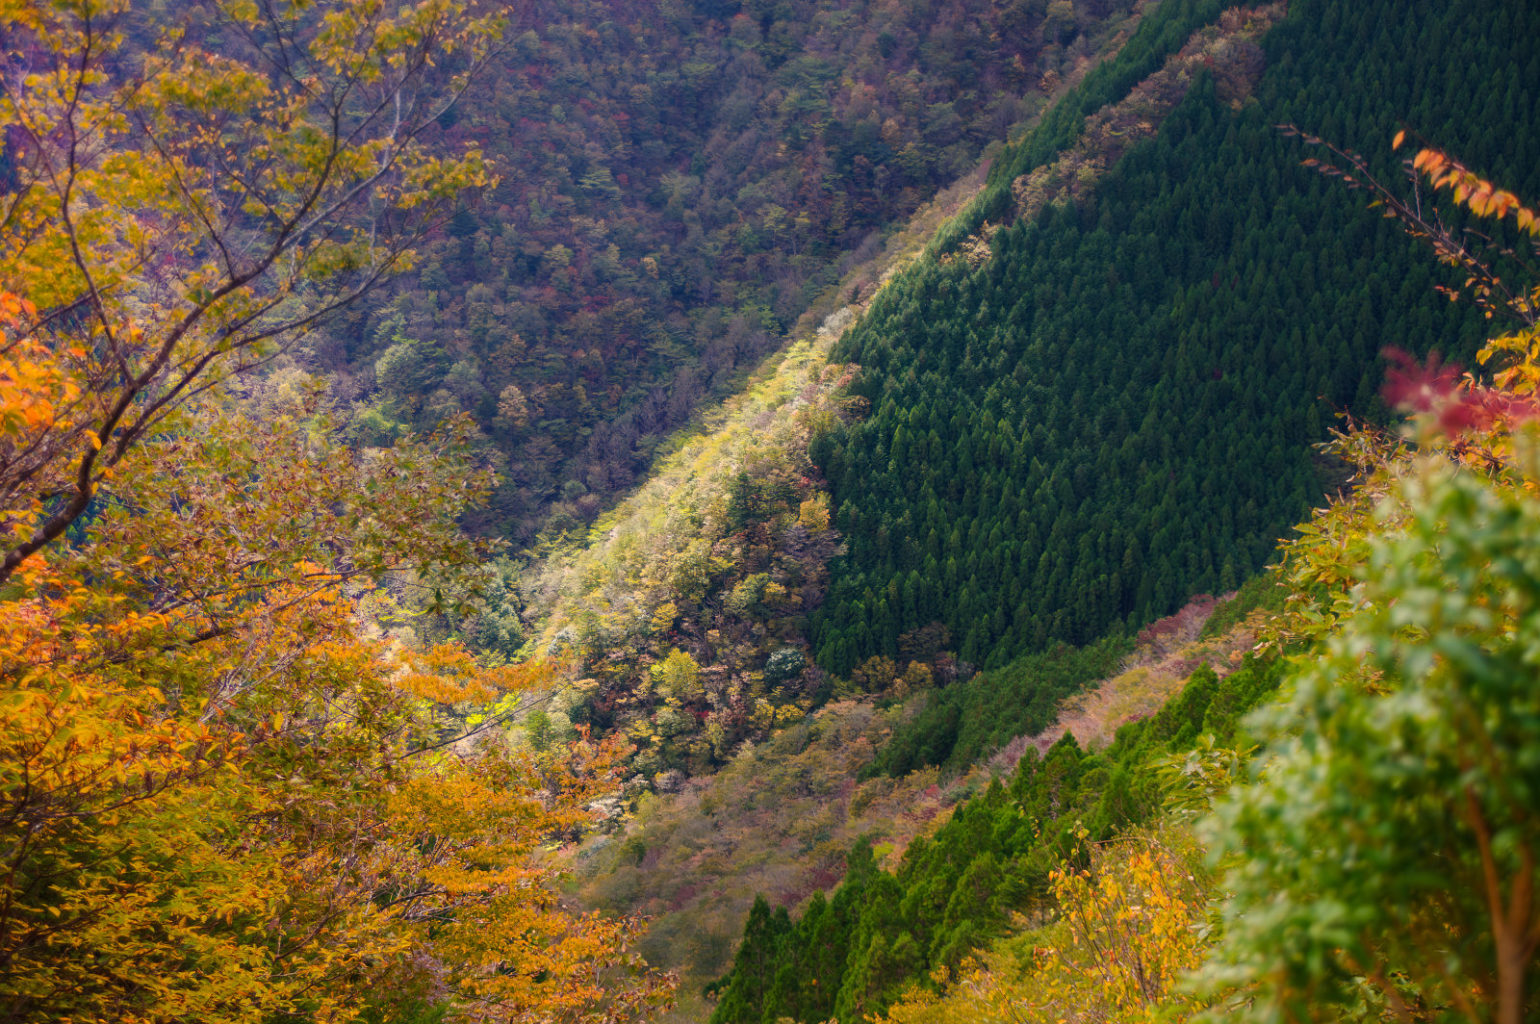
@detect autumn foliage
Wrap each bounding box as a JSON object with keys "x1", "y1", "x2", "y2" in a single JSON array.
[
  {"x1": 0, "y1": 302, "x2": 672, "y2": 1021},
  {"x1": 0, "y1": 0, "x2": 671, "y2": 1020},
  {"x1": 877, "y1": 826, "x2": 1212, "y2": 1024}
]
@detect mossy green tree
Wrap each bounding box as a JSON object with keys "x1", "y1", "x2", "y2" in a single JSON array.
[
  {"x1": 1208, "y1": 441, "x2": 1540, "y2": 1024},
  {"x1": 1206, "y1": 156, "x2": 1540, "y2": 1024}
]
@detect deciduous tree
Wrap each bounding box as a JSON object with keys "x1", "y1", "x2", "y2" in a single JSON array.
[
  {"x1": 1205, "y1": 152, "x2": 1540, "y2": 1024},
  {"x1": 0, "y1": 0, "x2": 498, "y2": 582}
]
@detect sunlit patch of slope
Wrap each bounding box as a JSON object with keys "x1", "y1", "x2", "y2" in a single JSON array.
[
  {"x1": 524, "y1": 317, "x2": 852, "y2": 780},
  {"x1": 519, "y1": 164, "x2": 1008, "y2": 783}
]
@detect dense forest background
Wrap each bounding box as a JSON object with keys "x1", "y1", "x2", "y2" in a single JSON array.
[{"x1": 299, "y1": 0, "x2": 1149, "y2": 545}]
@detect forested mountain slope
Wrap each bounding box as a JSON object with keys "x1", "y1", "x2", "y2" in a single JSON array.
[
  {"x1": 520, "y1": 167, "x2": 1000, "y2": 783},
  {"x1": 515, "y1": 0, "x2": 1540, "y2": 798},
  {"x1": 307, "y1": 0, "x2": 1149, "y2": 544},
  {"x1": 11, "y1": 0, "x2": 1539, "y2": 1018},
  {"x1": 809, "y1": 0, "x2": 1540, "y2": 673},
  {"x1": 513, "y1": 0, "x2": 1288, "y2": 787}
]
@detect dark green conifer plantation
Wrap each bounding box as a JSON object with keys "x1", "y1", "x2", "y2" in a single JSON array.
[{"x1": 810, "y1": 0, "x2": 1540, "y2": 674}]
